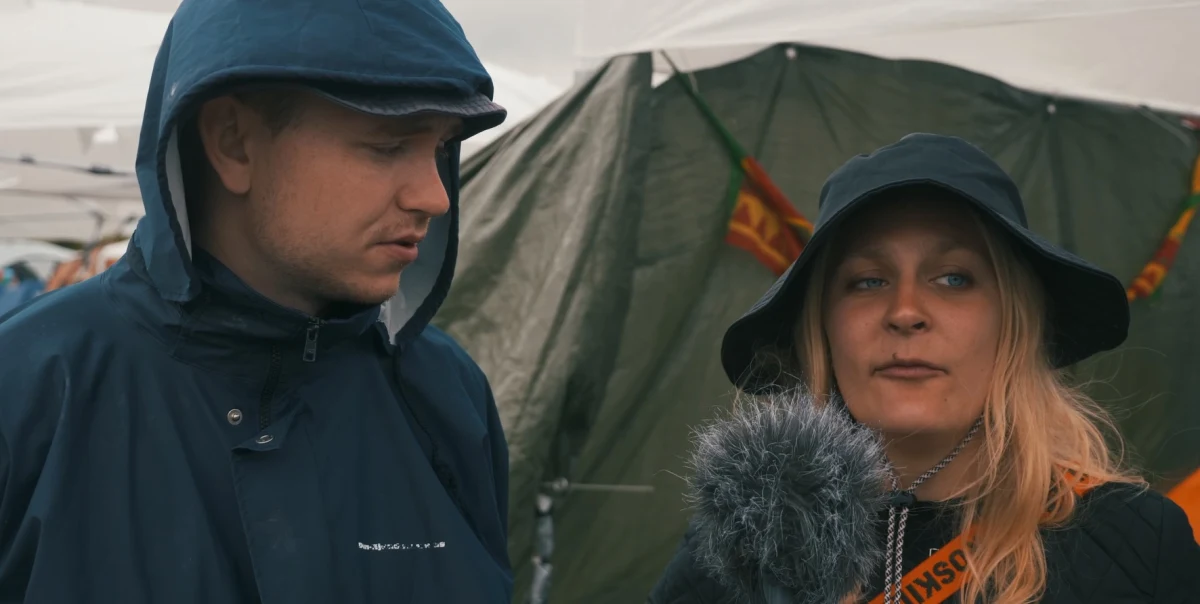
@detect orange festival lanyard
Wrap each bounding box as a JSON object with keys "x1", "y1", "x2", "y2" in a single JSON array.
[
  {"x1": 866, "y1": 528, "x2": 975, "y2": 604},
  {"x1": 866, "y1": 478, "x2": 1096, "y2": 604}
]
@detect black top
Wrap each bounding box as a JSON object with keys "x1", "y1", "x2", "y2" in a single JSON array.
[{"x1": 647, "y1": 483, "x2": 1200, "y2": 603}]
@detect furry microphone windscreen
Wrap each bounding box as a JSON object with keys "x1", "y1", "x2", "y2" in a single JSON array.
[{"x1": 686, "y1": 390, "x2": 890, "y2": 604}]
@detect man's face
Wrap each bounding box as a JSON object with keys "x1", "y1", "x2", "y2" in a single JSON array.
[{"x1": 211, "y1": 91, "x2": 461, "y2": 314}]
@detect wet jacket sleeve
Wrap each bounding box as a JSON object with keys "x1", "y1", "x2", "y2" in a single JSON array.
[
  {"x1": 647, "y1": 522, "x2": 736, "y2": 604},
  {"x1": 483, "y1": 379, "x2": 510, "y2": 544},
  {"x1": 1153, "y1": 496, "x2": 1200, "y2": 601},
  {"x1": 454, "y1": 354, "x2": 511, "y2": 572},
  {"x1": 0, "y1": 427, "x2": 33, "y2": 599},
  {"x1": 0, "y1": 354, "x2": 65, "y2": 597}
]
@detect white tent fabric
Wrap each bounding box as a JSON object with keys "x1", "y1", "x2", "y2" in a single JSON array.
[
  {"x1": 0, "y1": 237, "x2": 77, "y2": 279},
  {"x1": 0, "y1": 0, "x2": 563, "y2": 241},
  {"x1": 575, "y1": 0, "x2": 1200, "y2": 116},
  {"x1": 0, "y1": 0, "x2": 168, "y2": 130},
  {"x1": 0, "y1": 0, "x2": 163, "y2": 241},
  {"x1": 0, "y1": 127, "x2": 144, "y2": 242}
]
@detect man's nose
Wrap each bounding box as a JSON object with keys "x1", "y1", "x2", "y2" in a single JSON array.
[{"x1": 396, "y1": 157, "x2": 451, "y2": 217}]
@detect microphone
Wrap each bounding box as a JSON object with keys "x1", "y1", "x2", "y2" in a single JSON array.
[{"x1": 686, "y1": 389, "x2": 890, "y2": 604}]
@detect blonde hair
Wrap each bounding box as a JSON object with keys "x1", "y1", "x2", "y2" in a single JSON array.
[{"x1": 786, "y1": 206, "x2": 1144, "y2": 603}]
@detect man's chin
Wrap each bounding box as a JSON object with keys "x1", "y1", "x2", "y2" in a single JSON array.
[
  {"x1": 355, "y1": 285, "x2": 403, "y2": 307},
  {"x1": 322, "y1": 277, "x2": 403, "y2": 310}
]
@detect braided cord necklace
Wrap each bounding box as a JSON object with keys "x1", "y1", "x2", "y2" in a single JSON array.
[{"x1": 881, "y1": 415, "x2": 984, "y2": 604}]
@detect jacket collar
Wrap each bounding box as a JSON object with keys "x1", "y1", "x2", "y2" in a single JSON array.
[{"x1": 111, "y1": 244, "x2": 388, "y2": 382}]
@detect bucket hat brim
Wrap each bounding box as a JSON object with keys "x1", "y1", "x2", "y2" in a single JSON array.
[
  {"x1": 223, "y1": 80, "x2": 508, "y2": 141},
  {"x1": 720, "y1": 134, "x2": 1130, "y2": 391},
  {"x1": 308, "y1": 84, "x2": 507, "y2": 140}
]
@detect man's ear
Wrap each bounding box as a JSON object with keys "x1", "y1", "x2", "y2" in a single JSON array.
[{"x1": 195, "y1": 97, "x2": 257, "y2": 196}]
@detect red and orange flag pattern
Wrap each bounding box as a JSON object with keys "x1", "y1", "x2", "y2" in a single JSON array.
[
  {"x1": 660, "y1": 52, "x2": 814, "y2": 276},
  {"x1": 724, "y1": 157, "x2": 814, "y2": 276},
  {"x1": 1126, "y1": 154, "x2": 1200, "y2": 301}
]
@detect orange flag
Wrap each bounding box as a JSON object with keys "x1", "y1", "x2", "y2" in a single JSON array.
[
  {"x1": 725, "y1": 157, "x2": 813, "y2": 275},
  {"x1": 1167, "y1": 468, "x2": 1200, "y2": 545},
  {"x1": 1126, "y1": 153, "x2": 1200, "y2": 300},
  {"x1": 662, "y1": 53, "x2": 814, "y2": 275}
]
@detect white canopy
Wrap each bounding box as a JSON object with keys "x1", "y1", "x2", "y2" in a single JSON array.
[
  {"x1": 0, "y1": 0, "x2": 167, "y2": 130},
  {"x1": 0, "y1": 0, "x2": 563, "y2": 241},
  {"x1": 0, "y1": 237, "x2": 77, "y2": 279},
  {"x1": 575, "y1": 0, "x2": 1200, "y2": 116},
  {"x1": 0, "y1": 0, "x2": 162, "y2": 241}
]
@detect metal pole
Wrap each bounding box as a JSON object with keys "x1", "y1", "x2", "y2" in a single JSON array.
[
  {"x1": 528, "y1": 493, "x2": 554, "y2": 604},
  {"x1": 528, "y1": 477, "x2": 656, "y2": 603},
  {"x1": 541, "y1": 477, "x2": 655, "y2": 495},
  {"x1": 0, "y1": 153, "x2": 133, "y2": 177}
]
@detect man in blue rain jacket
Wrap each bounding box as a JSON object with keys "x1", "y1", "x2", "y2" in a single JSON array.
[{"x1": 0, "y1": 1, "x2": 513, "y2": 602}]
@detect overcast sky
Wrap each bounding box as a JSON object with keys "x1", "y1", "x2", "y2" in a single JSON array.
[{"x1": 83, "y1": 0, "x2": 583, "y2": 86}]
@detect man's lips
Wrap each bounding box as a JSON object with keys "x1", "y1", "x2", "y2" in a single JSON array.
[
  {"x1": 377, "y1": 239, "x2": 420, "y2": 263},
  {"x1": 381, "y1": 232, "x2": 425, "y2": 247}
]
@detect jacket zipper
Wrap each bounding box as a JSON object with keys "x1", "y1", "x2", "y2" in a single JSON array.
[
  {"x1": 303, "y1": 318, "x2": 322, "y2": 362},
  {"x1": 256, "y1": 319, "x2": 320, "y2": 431},
  {"x1": 258, "y1": 344, "x2": 282, "y2": 430}
]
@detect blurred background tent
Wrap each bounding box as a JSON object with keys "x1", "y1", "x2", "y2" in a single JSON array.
[
  {"x1": 0, "y1": 0, "x2": 565, "y2": 242},
  {"x1": 436, "y1": 0, "x2": 1200, "y2": 602},
  {"x1": 0, "y1": 237, "x2": 75, "y2": 314},
  {"x1": 0, "y1": 238, "x2": 76, "y2": 281},
  {"x1": 0, "y1": 0, "x2": 153, "y2": 242}
]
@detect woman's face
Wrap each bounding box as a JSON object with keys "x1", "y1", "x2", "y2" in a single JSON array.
[{"x1": 824, "y1": 196, "x2": 1002, "y2": 439}]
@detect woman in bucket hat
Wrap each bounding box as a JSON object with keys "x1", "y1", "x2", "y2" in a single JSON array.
[{"x1": 649, "y1": 134, "x2": 1200, "y2": 603}]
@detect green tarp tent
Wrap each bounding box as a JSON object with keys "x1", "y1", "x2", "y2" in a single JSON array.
[{"x1": 435, "y1": 43, "x2": 1199, "y2": 603}]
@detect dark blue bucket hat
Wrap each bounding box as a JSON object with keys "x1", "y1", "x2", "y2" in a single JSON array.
[
  {"x1": 219, "y1": 80, "x2": 508, "y2": 141},
  {"x1": 720, "y1": 133, "x2": 1130, "y2": 390},
  {"x1": 308, "y1": 83, "x2": 507, "y2": 140}
]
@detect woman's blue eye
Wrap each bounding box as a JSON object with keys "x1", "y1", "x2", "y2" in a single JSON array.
[
  {"x1": 854, "y1": 277, "x2": 886, "y2": 289},
  {"x1": 935, "y1": 273, "x2": 970, "y2": 287}
]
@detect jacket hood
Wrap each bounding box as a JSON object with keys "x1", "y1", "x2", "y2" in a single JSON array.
[{"x1": 132, "y1": 0, "x2": 499, "y2": 345}]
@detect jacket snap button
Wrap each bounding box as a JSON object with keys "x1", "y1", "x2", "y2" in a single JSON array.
[
  {"x1": 227, "y1": 409, "x2": 243, "y2": 425},
  {"x1": 256, "y1": 434, "x2": 273, "y2": 445}
]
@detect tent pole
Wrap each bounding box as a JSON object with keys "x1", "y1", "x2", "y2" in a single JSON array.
[
  {"x1": 527, "y1": 478, "x2": 656, "y2": 603},
  {"x1": 528, "y1": 493, "x2": 554, "y2": 604}
]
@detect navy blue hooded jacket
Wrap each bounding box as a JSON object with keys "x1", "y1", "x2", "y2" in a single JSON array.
[{"x1": 0, "y1": 1, "x2": 512, "y2": 602}]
